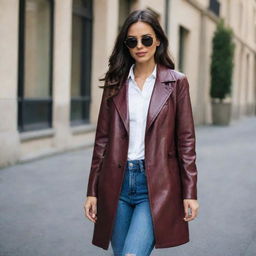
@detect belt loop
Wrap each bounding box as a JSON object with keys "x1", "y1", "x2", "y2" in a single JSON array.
[{"x1": 139, "y1": 159, "x2": 144, "y2": 171}]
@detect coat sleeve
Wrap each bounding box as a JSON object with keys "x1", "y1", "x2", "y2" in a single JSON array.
[
  {"x1": 175, "y1": 75, "x2": 198, "y2": 200},
  {"x1": 86, "y1": 88, "x2": 110, "y2": 197}
]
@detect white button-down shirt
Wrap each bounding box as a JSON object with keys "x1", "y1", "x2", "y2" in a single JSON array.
[{"x1": 127, "y1": 63, "x2": 157, "y2": 160}]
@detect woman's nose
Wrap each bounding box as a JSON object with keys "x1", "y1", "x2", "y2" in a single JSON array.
[{"x1": 137, "y1": 39, "x2": 143, "y2": 49}]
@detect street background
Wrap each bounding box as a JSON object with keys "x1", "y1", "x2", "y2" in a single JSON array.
[
  {"x1": 1, "y1": 0, "x2": 256, "y2": 255},
  {"x1": 1, "y1": 116, "x2": 256, "y2": 256}
]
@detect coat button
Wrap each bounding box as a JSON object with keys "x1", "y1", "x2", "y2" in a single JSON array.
[{"x1": 118, "y1": 163, "x2": 122, "y2": 168}]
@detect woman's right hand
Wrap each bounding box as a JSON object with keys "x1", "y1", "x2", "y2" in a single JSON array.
[{"x1": 84, "y1": 196, "x2": 97, "y2": 223}]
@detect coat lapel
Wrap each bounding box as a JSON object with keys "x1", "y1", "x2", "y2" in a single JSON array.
[
  {"x1": 111, "y1": 78, "x2": 129, "y2": 133},
  {"x1": 112, "y1": 64, "x2": 177, "y2": 136}
]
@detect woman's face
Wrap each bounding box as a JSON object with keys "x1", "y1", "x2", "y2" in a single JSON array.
[{"x1": 125, "y1": 21, "x2": 160, "y2": 64}]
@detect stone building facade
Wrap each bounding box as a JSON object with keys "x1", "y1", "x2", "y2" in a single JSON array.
[{"x1": 0, "y1": 0, "x2": 255, "y2": 168}]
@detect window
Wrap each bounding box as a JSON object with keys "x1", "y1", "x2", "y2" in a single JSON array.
[
  {"x1": 165, "y1": 0, "x2": 170, "y2": 36},
  {"x1": 118, "y1": 0, "x2": 134, "y2": 32},
  {"x1": 178, "y1": 26, "x2": 189, "y2": 72},
  {"x1": 208, "y1": 0, "x2": 220, "y2": 17},
  {"x1": 18, "y1": 0, "x2": 54, "y2": 132},
  {"x1": 254, "y1": 8, "x2": 256, "y2": 43},
  {"x1": 71, "y1": 0, "x2": 93, "y2": 125}
]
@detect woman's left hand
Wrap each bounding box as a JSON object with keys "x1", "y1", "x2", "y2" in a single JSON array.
[{"x1": 183, "y1": 199, "x2": 199, "y2": 221}]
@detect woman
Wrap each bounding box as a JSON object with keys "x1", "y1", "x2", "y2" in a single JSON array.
[{"x1": 84, "y1": 9, "x2": 199, "y2": 256}]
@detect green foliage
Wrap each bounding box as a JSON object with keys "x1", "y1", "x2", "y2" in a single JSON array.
[{"x1": 210, "y1": 18, "x2": 235, "y2": 101}]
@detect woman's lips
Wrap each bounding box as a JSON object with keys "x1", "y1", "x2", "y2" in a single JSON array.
[{"x1": 136, "y1": 52, "x2": 147, "y2": 57}]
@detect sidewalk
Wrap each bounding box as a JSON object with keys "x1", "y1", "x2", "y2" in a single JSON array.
[{"x1": 0, "y1": 116, "x2": 256, "y2": 256}]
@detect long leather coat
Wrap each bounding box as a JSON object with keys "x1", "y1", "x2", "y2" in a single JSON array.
[{"x1": 86, "y1": 63, "x2": 198, "y2": 250}]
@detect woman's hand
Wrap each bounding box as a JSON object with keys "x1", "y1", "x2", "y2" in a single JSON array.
[
  {"x1": 183, "y1": 199, "x2": 199, "y2": 221},
  {"x1": 84, "y1": 196, "x2": 98, "y2": 223}
]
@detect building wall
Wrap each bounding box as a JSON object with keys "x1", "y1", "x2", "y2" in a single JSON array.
[
  {"x1": 0, "y1": 0, "x2": 20, "y2": 167},
  {"x1": 0, "y1": 0, "x2": 256, "y2": 168},
  {"x1": 222, "y1": 0, "x2": 256, "y2": 119}
]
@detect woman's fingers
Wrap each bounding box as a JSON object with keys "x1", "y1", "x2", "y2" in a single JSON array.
[
  {"x1": 84, "y1": 201, "x2": 93, "y2": 221},
  {"x1": 184, "y1": 208, "x2": 195, "y2": 221},
  {"x1": 188, "y1": 206, "x2": 198, "y2": 221},
  {"x1": 183, "y1": 203, "x2": 190, "y2": 221},
  {"x1": 92, "y1": 202, "x2": 97, "y2": 218},
  {"x1": 184, "y1": 205, "x2": 193, "y2": 221},
  {"x1": 183, "y1": 199, "x2": 199, "y2": 222},
  {"x1": 84, "y1": 199, "x2": 97, "y2": 223}
]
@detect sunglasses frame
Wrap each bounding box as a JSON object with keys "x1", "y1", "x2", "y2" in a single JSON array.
[{"x1": 124, "y1": 35, "x2": 154, "y2": 49}]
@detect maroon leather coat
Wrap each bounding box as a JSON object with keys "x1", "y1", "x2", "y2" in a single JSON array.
[{"x1": 86, "y1": 63, "x2": 198, "y2": 250}]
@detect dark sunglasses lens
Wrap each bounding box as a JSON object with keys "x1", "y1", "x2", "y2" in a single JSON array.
[
  {"x1": 125, "y1": 38, "x2": 137, "y2": 48},
  {"x1": 142, "y1": 36, "x2": 153, "y2": 47}
]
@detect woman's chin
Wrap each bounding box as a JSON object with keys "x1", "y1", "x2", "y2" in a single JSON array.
[{"x1": 134, "y1": 57, "x2": 151, "y2": 64}]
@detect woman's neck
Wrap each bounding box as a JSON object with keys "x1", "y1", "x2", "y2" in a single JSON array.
[{"x1": 133, "y1": 60, "x2": 156, "y2": 79}]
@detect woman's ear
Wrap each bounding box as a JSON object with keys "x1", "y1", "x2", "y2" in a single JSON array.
[{"x1": 156, "y1": 38, "x2": 161, "y2": 47}]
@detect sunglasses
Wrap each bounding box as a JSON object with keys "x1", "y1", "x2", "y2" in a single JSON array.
[{"x1": 124, "y1": 35, "x2": 154, "y2": 48}]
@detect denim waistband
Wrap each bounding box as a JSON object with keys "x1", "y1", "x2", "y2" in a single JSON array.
[{"x1": 126, "y1": 159, "x2": 145, "y2": 171}]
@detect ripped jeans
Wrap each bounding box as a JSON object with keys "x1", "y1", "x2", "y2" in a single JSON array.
[{"x1": 110, "y1": 159, "x2": 155, "y2": 256}]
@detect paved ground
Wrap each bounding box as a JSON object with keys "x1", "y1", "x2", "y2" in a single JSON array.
[{"x1": 0, "y1": 116, "x2": 256, "y2": 256}]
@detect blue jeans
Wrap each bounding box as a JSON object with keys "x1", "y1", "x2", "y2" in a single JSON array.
[{"x1": 111, "y1": 159, "x2": 155, "y2": 256}]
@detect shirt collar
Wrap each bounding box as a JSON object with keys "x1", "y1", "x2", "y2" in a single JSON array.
[{"x1": 128, "y1": 63, "x2": 157, "y2": 80}]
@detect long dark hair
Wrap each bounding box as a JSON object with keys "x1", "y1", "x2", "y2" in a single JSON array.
[{"x1": 99, "y1": 9, "x2": 175, "y2": 99}]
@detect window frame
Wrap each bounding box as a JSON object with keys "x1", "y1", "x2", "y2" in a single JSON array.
[
  {"x1": 70, "y1": 0, "x2": 93, "y2": 126},
  {"x1": 18, "y1": 0, "x2": 54, "y2": 132}
]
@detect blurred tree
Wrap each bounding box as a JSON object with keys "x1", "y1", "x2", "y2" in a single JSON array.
[{"x1": 210, "y1": 18, "x2": 235, "y2": 102}]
